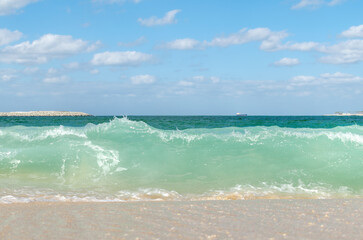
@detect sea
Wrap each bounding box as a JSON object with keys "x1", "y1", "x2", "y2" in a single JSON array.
[{"x1": 0, "y1": 116, "x2": 362, "y2": 203}]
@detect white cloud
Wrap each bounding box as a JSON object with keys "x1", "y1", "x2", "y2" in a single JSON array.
[
  {"x1": 259, "y1": 25, "x2": 363, "y2": 65},
  {"x1": 192, "y1": 75, "x2": 220, "y2": 83},
  {"x1": 0, "y1": 29, "x2": 22, "y2": 46},
  {"x1": 91, "y1": 51, "x2": 152, "y2": 66},
  {"x1": 261, "y1": 39, "x2": 320, "y2": 51},
  {"x1": 274, "y1": 58, "x2": 300, "y2": 66},
  {"x1": 90, "y1": 69, "x2": 99, "y2": 75},
  {"x1": 178, "y1": 81, "x2": 194, "y2": 87},
  {"x1": 192, "y1": 76, "x2": 205, "y2": 81},
  {"x1": 259, "y1": 32, "x2": 290, "y2": 51},
  {"x1": 320, "y1": 72, "x2": 352, "y2": 78},
  {"x1": 291, "y1": 75, "x2": 316, "y2": 81},
  {"x1": 257, "y1": 26, "x2": 363, "y2": 64},
  {"x1": 341, "y1": 24, "x2": 363, "y2": 38},
  {"x1": 171, "y1": 27, "x2": 315, "y2": 52},
  {"x1": 130, "y1": 74, "x2": 155, "y2": 84},
  {"x1": 291, "y1": 0, "x2": 344, "y2": 9},
  {"x1": 327, "y1": 0, "x2": 345, "y2": 6},
  {"x1": 23, "y1": 67, "x2": 39, "y2": 74},
  {"x1": 118, "y1": 37, "x2": 146, "y2": 47},
  {"x1": 311, "y1": 25, "x2": 363, "y2": 63},
  {"x1": 208, "y1": 28, "x2": 283, "y2": 47},
  {"x1": 319, "y1": 72, "x2": 362, "y2": 83},
  {"x1": 290, "y1": 75, "x2": 317, "y2": 86},
  {"x1": 286, "y1": 42, "x2": 320, "y2": 51},
  {"x1": 270, "y1": 39, "x2": 363, "y2": 64},
  {"x1": 0, "y1": 34, "x2": 99, "y2": 64},
  {"x1": 0, "y1": 67, "x2": 38, "y2": 80},
  {"x1": 82, "y1": 22, "x2": 90, "y2": 28},
  {"x1": 1, "y1": 74, "x2": 16, "y2": 82},
  {"x1": 43, "y1": 76, "x2": 69, "y2": 84},
  {"x1": 0, "y1": 0, "x2": 39, "y2": 16},
  {"x1": 2, "y1": 71, "x2": 361, "y2": 105},
  {"x1": 138, "y1": 9, "x2": 181, "y2": 26},
  {"x1": 167, "y1": 72, "x2": 362, "y2": 97},
  {"x1": 289, "y1": 72, "x2": 362, "y2": 87},
  {"x1": 162, "y1": 38, "x2": 200, "y2": 50},
  {"x1": 63, "y1": 62, "x2": 80, "y2": 70},
  {"x1": 47, "y1": 68, "x2": 58, "y2": 74},
  {"x1": 292, "y1": 0, "x2": 325, "y2": 9},
  {"x1": 160, "y1": 25, "x2": 363, "y2": 65},
  {"x1": 162, "y1": 28, "x2": 288, "y2": 50},
  {"x1": 210, "y1": 76, "x2": 220, "y2": 83},
  {"x1": 318, "y1": 39, "x2": 363, "y2": 64}
]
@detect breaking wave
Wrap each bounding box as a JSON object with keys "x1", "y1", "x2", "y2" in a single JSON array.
[{"x1": 0, "y1": 117, "x2": 362, "y2": 202}]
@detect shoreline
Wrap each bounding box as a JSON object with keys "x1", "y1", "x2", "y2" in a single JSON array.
[
  {"x1": 0, "y1": 111, "x2": 91, "y2": 117},
  {"x1": 323, "y1": 113, "x2": 363, "y2": 116},
  {"x1": 0, "y1": 199, "x2": 361, "y2": 239}
]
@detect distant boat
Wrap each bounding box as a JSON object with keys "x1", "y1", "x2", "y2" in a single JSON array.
[{"x1": 236, "y1": 113, "x2": 247, "y2": 116}]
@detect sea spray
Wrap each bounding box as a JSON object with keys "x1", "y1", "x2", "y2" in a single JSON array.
[{"x1": 0, "y1": 117, "x2": 362, "y2": 202}]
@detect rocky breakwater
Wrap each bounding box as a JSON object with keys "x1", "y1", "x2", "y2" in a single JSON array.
[{"x1": 0, "y1": 111, "x2": 92, "y2": 116}]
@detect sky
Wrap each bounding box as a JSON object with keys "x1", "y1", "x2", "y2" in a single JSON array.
[{"x1": 0, "y1": 0, "x2": 362, "y2": 115}]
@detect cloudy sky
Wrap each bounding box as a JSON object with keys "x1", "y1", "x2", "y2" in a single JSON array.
[{"x1": 0, "y1": 0, "x2": 362, "y2": 115}]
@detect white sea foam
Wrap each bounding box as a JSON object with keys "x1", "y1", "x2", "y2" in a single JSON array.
[
  {"x1": 0, "y1": 188, "x2": 183, "y2": 203},
  {"x1": 84, "y1": 141, "x2": 122, "y2": 175},
  {"x1": 39, "y1": 126, "x2": 87, "y2": 139},
  {"x1": 0, "y1": 183, "x2": 359, "y2": 204},
  {"x1": 0, "y1": 151, "x2": 17, "y2": 160},
  {"x1": 281, "y1": 129, "x2": 363, "y2": 145},
  {"x1": 0, "y1": 126, "x2": 87, "y2": 142},
  {"x1": 198, "y1": 182, "x2": 358, "y2": 200}
]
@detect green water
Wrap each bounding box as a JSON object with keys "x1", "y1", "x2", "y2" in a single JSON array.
[{"x1": 0, "y1": 116, "x2": 362, "y2": 202}]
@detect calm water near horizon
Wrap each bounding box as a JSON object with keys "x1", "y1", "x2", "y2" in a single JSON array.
[
  {"x1": 0, "y1": 116, "x2": 362, "y2": 203},
  {"x1": 1, "y1": 115, "x2": 362, "y2": 129}
]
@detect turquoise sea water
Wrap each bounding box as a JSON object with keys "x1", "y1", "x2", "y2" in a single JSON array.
[{"x1": 0, "y1": 116, "x2": 362, "y2": 203}]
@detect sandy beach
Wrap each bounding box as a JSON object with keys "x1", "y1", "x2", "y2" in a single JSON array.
[{"x1": 0, "y1": 199, "x2": 361, "y2": 239}]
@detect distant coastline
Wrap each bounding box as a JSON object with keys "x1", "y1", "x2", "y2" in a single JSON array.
[
  {"x1": 324, "y1": 111, "x2": 363, "y2": 116},
  {"x1": 0, "y1": 111, "x2": 91, "y2": 116}
]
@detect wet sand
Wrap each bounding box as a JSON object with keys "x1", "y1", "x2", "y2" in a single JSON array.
[{"x1": 0, "y1": 199, "x2": 362, "y2": 239}]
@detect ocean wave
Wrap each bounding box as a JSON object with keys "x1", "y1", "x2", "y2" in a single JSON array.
[
  {"x1": 1, "y1": 117, "x2": 362, "y2": 144},
  {"x1": 0, "y1": 117, "x2": 362, "y2": 201}
]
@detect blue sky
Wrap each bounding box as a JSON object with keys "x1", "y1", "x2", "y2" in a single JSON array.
[{"x1": 0, "y1": 0, "x2": 362, "y2": 115}]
